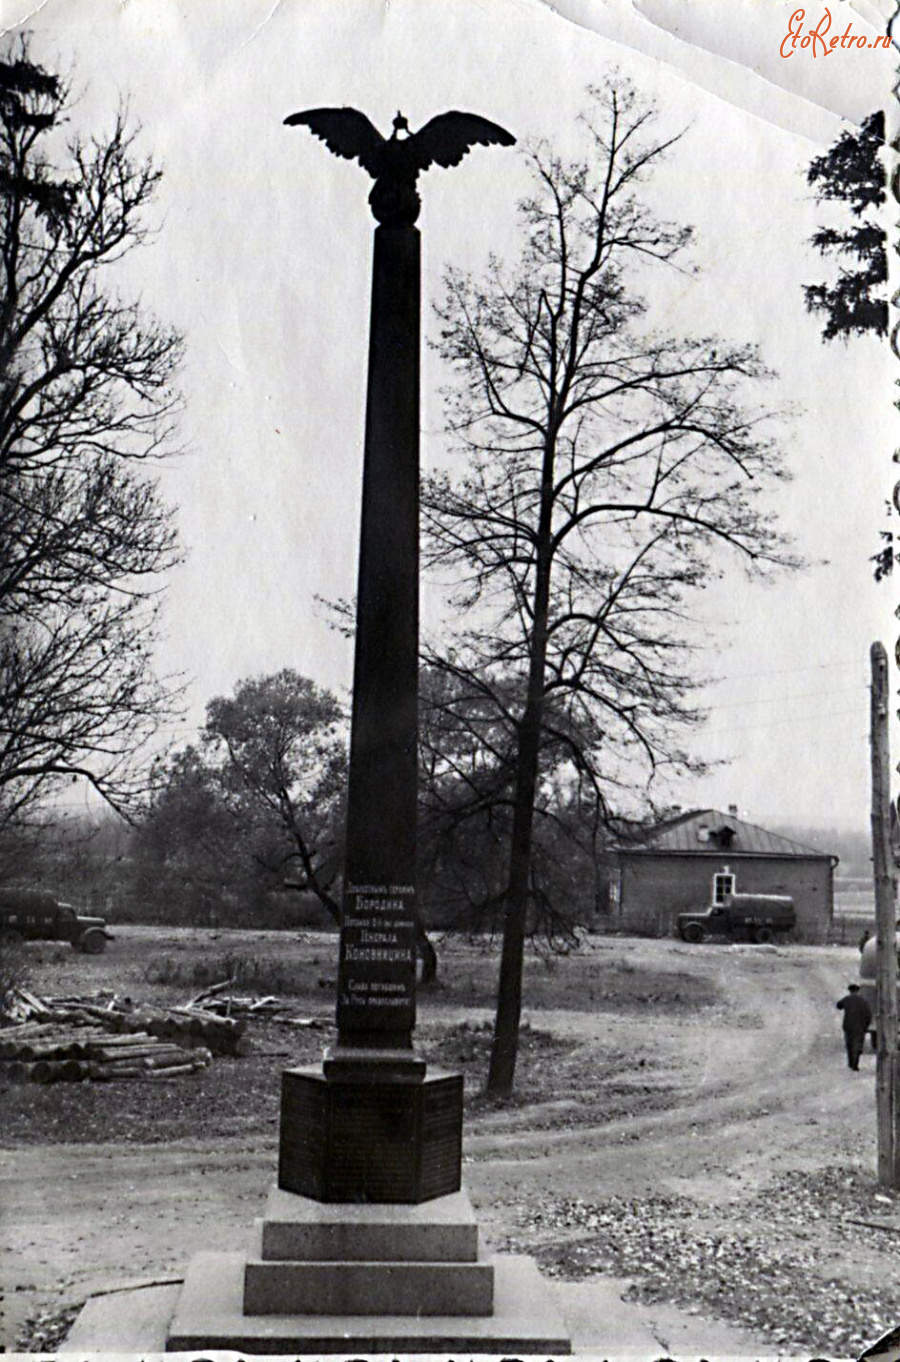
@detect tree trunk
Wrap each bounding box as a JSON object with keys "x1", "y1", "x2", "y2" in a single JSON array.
[
  {"x1": 486, "y1": 428, "x2": 557, "y2": 1096},
  {"x1": 416, "y1": 921, "x2": 439, "y2": 985},
  {"x1": 486, "y1": 700, "x2": 543, "y2": 1094}
]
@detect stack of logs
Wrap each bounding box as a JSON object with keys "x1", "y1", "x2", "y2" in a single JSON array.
[
  {"x1": 0, "y1": 1023, "x2": 212, "y2": 1082},
  {"x1": 0, "y1": 989, "x2": 249, "y2": 1083}
]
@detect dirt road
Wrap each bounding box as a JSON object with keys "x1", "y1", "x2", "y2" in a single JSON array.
[{"x1": 1, "y1": 933, "x2": 893, "y2": 1353}]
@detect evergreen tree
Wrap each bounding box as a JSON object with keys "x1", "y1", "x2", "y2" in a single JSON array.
[{"x1": 804, "y1": 111, "x2": 887, "y2": 341}]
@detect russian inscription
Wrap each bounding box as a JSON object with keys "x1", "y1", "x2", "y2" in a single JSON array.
[{"x1": 337, "y1": 884, "x2": 416, "y2": 1034}]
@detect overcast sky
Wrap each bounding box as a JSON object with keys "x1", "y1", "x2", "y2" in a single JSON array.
[{"x1": 5, "y1": 0, "x2": 896, "y2": 830}]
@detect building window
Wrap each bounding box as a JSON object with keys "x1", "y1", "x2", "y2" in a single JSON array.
[{"x1": 713, "y1": 871, "x2": 735, "y2": 904}]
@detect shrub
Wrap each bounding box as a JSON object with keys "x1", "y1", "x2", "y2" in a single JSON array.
[
  {"x1": 144, "y1": 951, "x2": 312, "y2": 996},
  {"x1": 0, "y1": 934, "x2": 28, "y2": 1017}
]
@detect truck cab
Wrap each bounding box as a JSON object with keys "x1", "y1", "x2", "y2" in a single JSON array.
[
  {"x1": 677, "y1": 892, "x2": 796, "y2": 945},
  {"x1": 0, "y1": 887, "x2": 113, "y2": 954}
]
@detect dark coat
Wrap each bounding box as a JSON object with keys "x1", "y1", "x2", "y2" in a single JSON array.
[{"x1": 837, "y1": 992, "x2": 873, "y2": 1034}]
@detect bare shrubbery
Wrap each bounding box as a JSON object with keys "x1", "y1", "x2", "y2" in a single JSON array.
[
  {"x1": 0, "y1": 933, "x2": 27, "y2": 1017},
  {"x1": 144, "y1": 951, "x2": 309, "y2": 997}
]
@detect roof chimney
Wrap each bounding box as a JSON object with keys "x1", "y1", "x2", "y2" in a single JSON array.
[{"x1": 727, "y1": 803, "x2": 738, "y2": 817}]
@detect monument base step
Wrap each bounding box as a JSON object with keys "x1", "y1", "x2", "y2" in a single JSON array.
[
  {"x1": 245, "y1": 1228, "x2": 494, "y2": 1316},
  {"x1": 259, "y1": 1183, "x2": 479, "y2": 1261},
  {"x1": 166, "y1": 1250, "x2": 572, "y2": 1353}
]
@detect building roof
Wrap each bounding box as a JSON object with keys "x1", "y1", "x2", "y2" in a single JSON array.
[{"x1": 618, "y1": 808, "x2": 836, "y2": 859}]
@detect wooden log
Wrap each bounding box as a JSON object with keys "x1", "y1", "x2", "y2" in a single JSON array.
[
  {"x1": 8, "y1": 1042, "x2": 68, "y2": 1062},
  {"x1": 173, "y1": 1006, "x2": 245, "y2": 1035},
  {"x1": 59, "y1": 1058, "x2": 89, "y2": 1081},
  {"x1": 10, "y1": 1040, "x2": 62, "y2": 1061},
  {"x1": 0, "y1": 1037, "x2": 28, "y2": 1059},
  {"x1": 13, "y1": 986, "x2": 52, "y2": 1015},
  {"x1": 12, "y1": 1025, "x2": 113, "y2": 1049},
  {"x1": 87, "y1": 1062, "x2": 145, "y2": 1080},
  {"x1": 80, "y1": 1032, "x2": 158, "y2": 1049},
  {"x1": 187, "y1": 977, "x2": 238, "y2": 1007},
  {"x1": 151, "y1": 1046, "x2": 211, "y2": 1066},
  {"x1": 88, "y1": 1047, "x2": 186, "y2": 1066},
  {"x1": 144, "y1": 1063, "x2": 199, "y2": 1079},
  {"x1": 66, "y1": 1030, "x2": 129, "y2": 1057},
  {"x1": 85, "y1": 1030, "x2": 153, "y2": 1041},
  {"x1": 113, "y1": 1040, "x2": 183, "y2": 1054},
  {"x1": 55, "y1": 1008, "x2": 104, "y2": 1026},
  {"x1": 0, "y1": 1024, "x2": 87, "y2": 1051},
  {"x1": 99, "y1": 1048, "x2": 187, "y2": 1065},
  {"x1": 31, "y1": 1059, "x2": 74, "y2": 1084},
  {"x1": 0, "y1": 1020, "x2": 65, "y2": 1036},
  {"x1": 143, "y1": 1052, "x2": 204, "y2": 1070},
  {"x1": 148, "y1": 1017, "x2": 191, "y2": 1039}
]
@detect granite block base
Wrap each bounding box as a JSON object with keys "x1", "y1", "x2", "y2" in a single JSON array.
[
  {"x1": 166, "y1": 1250, "x2": 572, "y2": 1353},
  {"x1": 259, "y1": 1182, "x2": 479, "y2": 1261},
  {"x1": 278, "y1": 1063, "x2": 463, "y2": 1203}
]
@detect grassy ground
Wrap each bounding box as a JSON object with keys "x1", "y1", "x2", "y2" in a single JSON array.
[
  {"x1": 2, "y1": 926, "x2": 715, "y2": 1143},
  {"x1": 15, "y1": 923, "x2": 719, "y2": 1009}
]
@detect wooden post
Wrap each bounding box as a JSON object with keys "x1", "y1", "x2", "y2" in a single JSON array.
[{"x1": 870, "y1": 641, "x2": 898, "y2": 1187}]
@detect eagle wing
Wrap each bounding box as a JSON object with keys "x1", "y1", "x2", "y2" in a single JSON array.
[
  {"x1": 284, "y1": 107, "x2": 385, "y2": 177},
  {"x1": 409, "y1": 111, "x2": 515, "y2": 172}
]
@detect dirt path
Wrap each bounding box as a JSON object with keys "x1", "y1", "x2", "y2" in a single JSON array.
[
  {"x1": 459, "y1": 946, "x2": 861, "y2": 1215},
  {"x1": 0, "y1": 936, "x2": 882, "y2": 1351}
]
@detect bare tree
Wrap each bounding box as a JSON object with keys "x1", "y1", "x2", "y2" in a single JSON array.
[
  {"x1": 0, "y1": 38, "x2": 183, "y2": 831},
  {"x1": 417, "y1": 659, "x2": 606, "y2": 948},
  {"x1": 424, "y1": 81, "x2": 798, "y2": 1093}
]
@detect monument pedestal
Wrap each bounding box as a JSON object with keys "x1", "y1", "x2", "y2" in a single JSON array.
[
  {"x1": 165, "y1": 1185, "x2": 571, "y2": 1353},
  {"x1": 278, "y1": 1063, "x2": 463, "y2": 1203}
]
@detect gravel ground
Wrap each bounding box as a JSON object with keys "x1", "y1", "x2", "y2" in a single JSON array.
[{"x1": 512, "y1": 1169, "x2": 900, "y2": 1355}]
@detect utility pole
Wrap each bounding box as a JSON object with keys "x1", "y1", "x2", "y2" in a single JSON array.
[{"x1": 870, "y1": 640, "x2": 899, "y2": 1187}]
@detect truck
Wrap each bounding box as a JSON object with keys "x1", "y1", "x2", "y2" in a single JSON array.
[
  {"x1": 677, "y1": 892, "x2": 796, "y2": 945},
  {"x1": 858, "y1": 933, "x2": 900, "y2": 1049},
  {"x1": 0, "y1": 887, "x2": 114, "y2": 954}
]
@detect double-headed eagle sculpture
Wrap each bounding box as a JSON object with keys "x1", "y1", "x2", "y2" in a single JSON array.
[{"x1": 284, "y1": 107, "x2": 515, "y2": 225}]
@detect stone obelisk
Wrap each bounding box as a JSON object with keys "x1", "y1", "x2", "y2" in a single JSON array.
[
  {"x1": 332, "y1": 215, "x2": 421, "y2": 1064},
  {"x1": 277, "y1": 108, "x2": 515, "y2": 1204},
  {"x1": 71, "y1": 106, "x2": 573, "y2": 1354}
]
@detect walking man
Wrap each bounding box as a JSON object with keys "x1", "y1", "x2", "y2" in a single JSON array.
[{"x1": 836, "y1": 982, "x2": 872, "y2": 1071}]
